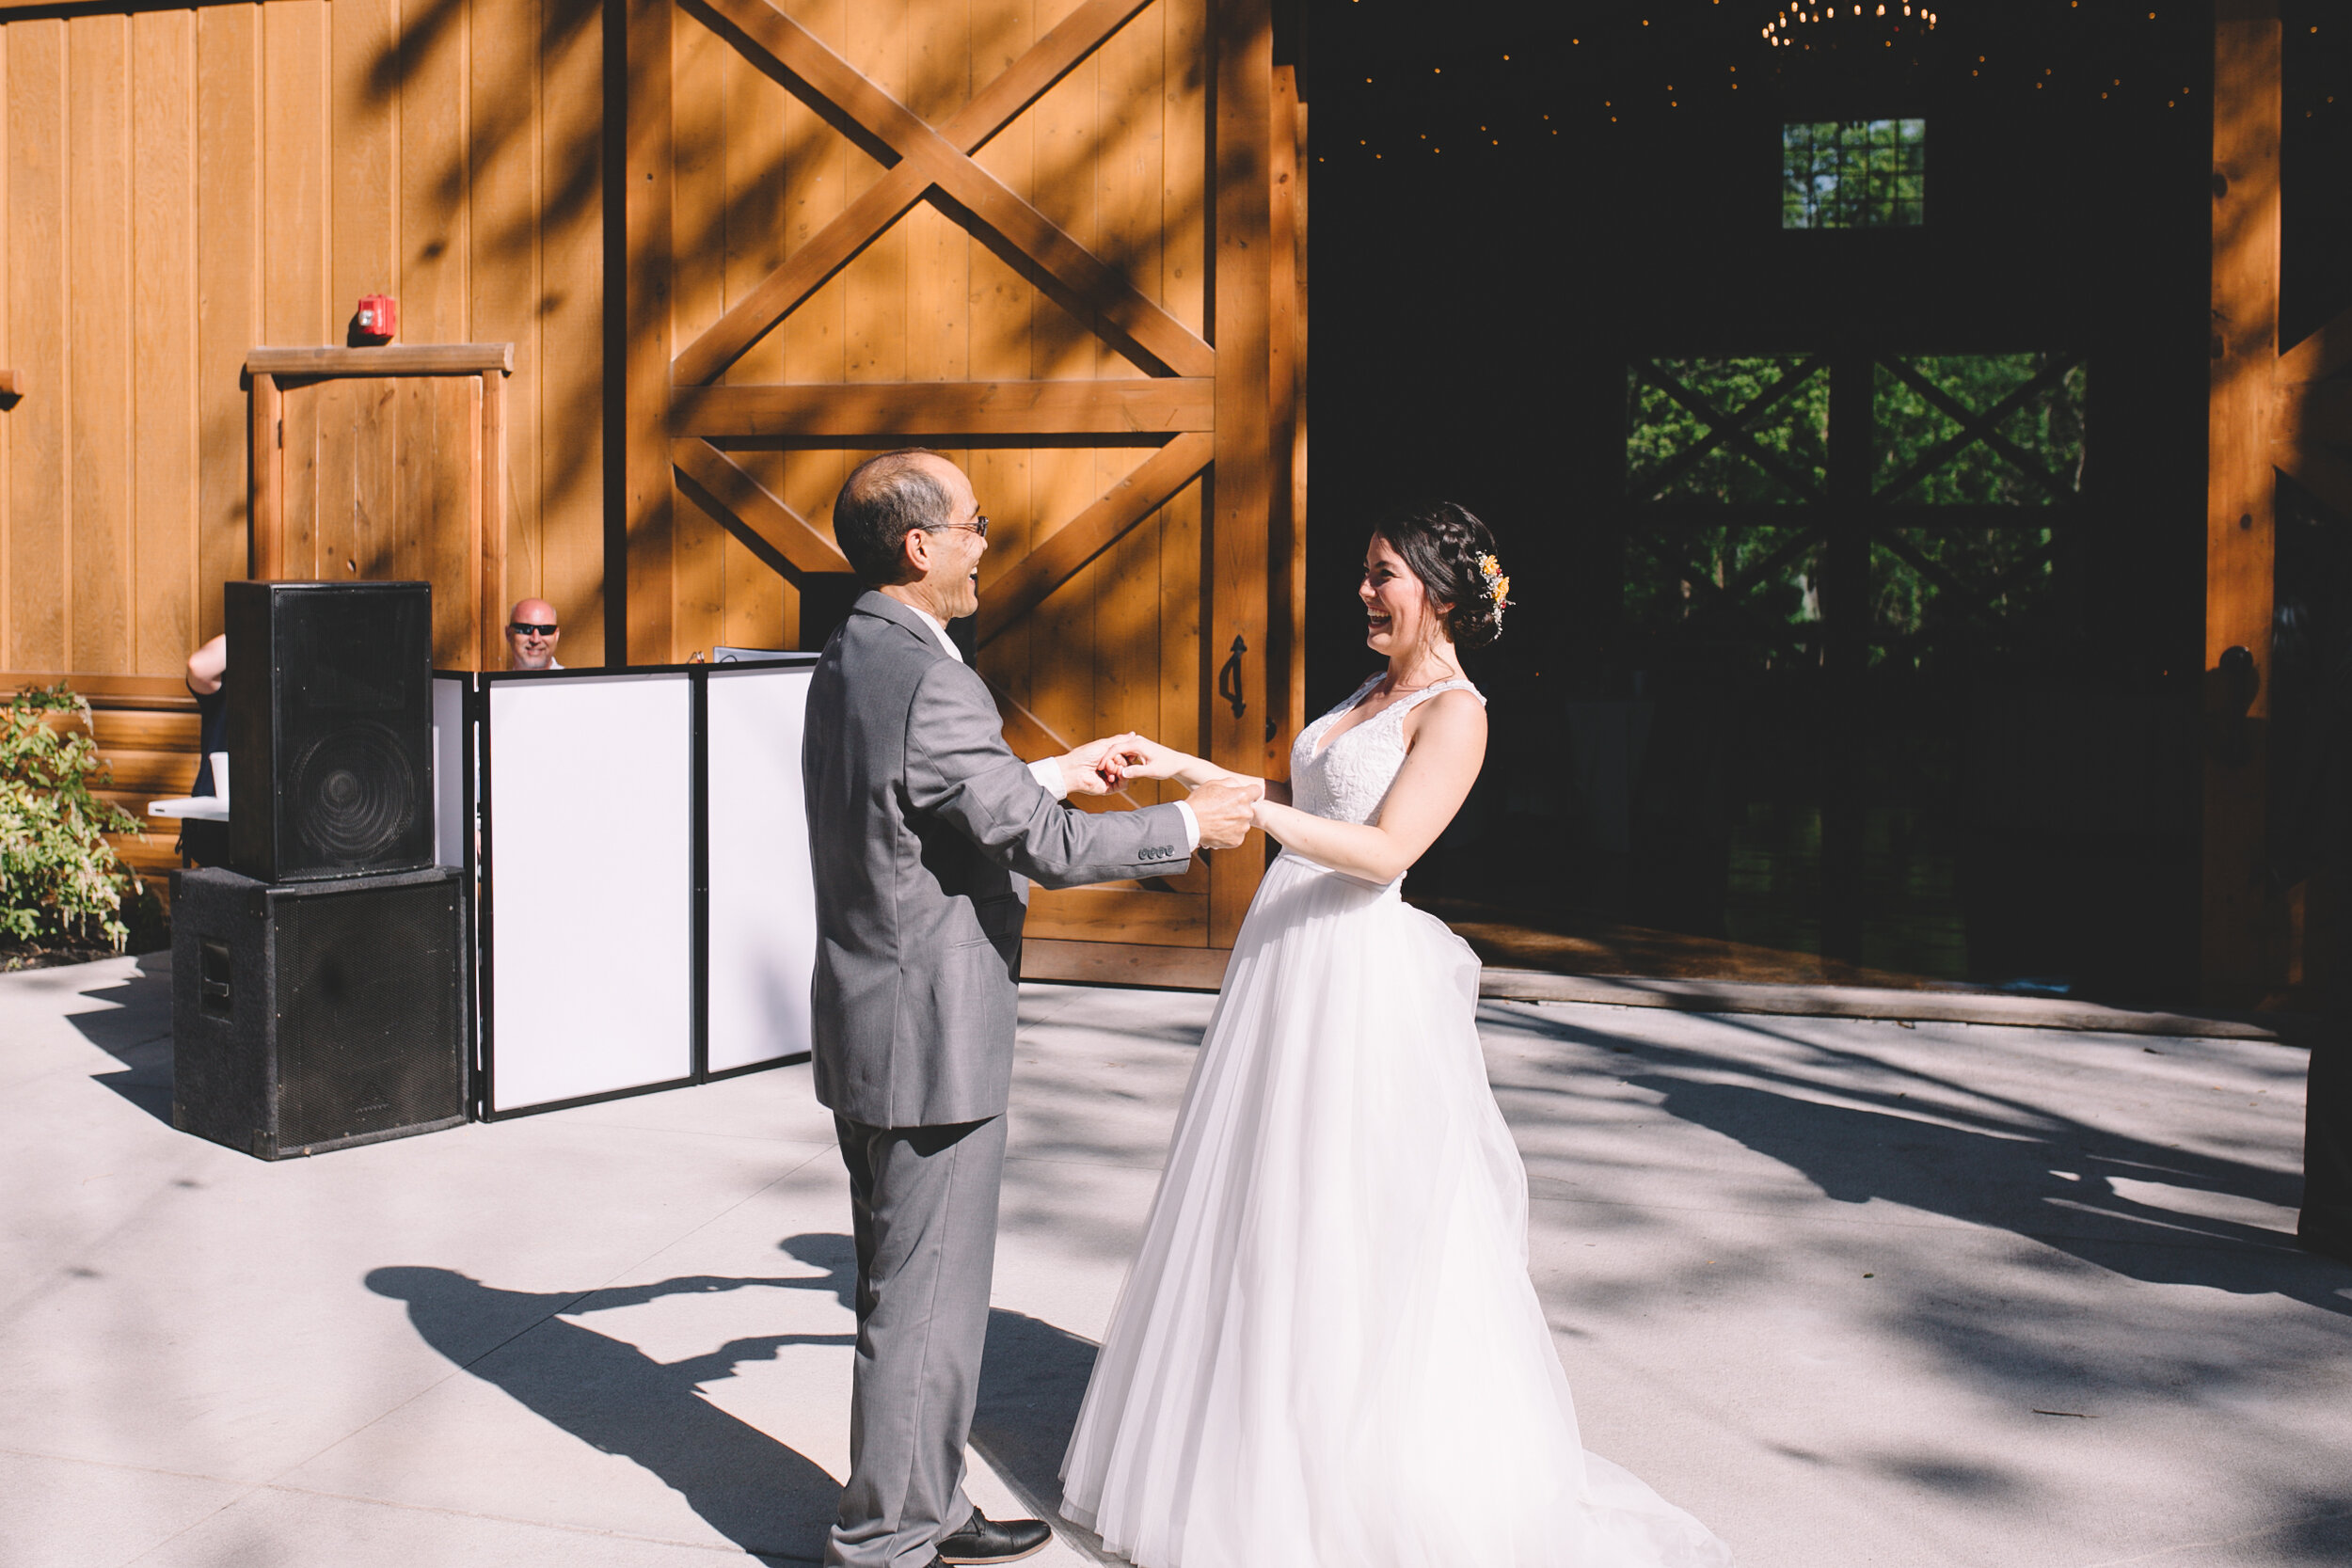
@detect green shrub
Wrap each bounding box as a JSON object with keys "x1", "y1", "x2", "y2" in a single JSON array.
[{"x1": 1, "y1": 682, "x2": 146, "y2": 952}]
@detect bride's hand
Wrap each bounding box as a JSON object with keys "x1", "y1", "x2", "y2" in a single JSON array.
[
  {"x1": 1058, "y1": 733, "x2": 1147, "y2": 796},
  {"x1": 1099, "y1": 735, "x2": 1186, "y2": 784}
]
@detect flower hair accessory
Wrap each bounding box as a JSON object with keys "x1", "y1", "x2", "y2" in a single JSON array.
[{"x1": 1478, "y1": 552, "x2": 1512, "y2": 626}]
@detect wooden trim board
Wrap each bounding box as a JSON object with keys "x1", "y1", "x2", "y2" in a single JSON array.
[
  {"x1": 246, "y1": 343, "x2": 515, "y2": 379},
  {"x1": 669, "y1": 379, "x2": 1215, "y2": 438},
  {"x1": 1021, "y1": 938, "x2": 1232, "y2": 991},
  {"x1": 0, "y1": 672, "x2": 195, "y2": 705}
]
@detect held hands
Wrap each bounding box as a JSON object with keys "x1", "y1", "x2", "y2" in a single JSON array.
[
  {"x1": 1186, "y1": 774, "x2": 1263, "y2": 849},
  {"x1": 1058, "y1": 731, "x2": 1263, "y2": 849},
  {"x1": 1056, "y1": 733, "x2": 1151, "y2": 797},
  {"x1": 1057, "y1": 732, "x2": 1186, "y2": 795},
  {"x1": 1097, "y1": 735, "x2": 1188, "y2": 784}
]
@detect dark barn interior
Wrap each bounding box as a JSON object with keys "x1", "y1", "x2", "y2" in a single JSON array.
[{"x1": 1303, "y1": 0, "x2": 2352, "y2": 1006}]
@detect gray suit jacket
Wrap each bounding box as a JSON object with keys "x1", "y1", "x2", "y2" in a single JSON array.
[{"x1": 803, "y1": 592, "x2": 1192, "y2": 1127}]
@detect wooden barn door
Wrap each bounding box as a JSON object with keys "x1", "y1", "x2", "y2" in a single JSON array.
[{"x1": 622, "y1": 0, "x2": 1304, "y2": 984}]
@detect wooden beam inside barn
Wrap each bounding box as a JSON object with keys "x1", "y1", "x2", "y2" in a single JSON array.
[{"x1": 2205, "y1": 0, "x2": 2282, "y2": 1004}]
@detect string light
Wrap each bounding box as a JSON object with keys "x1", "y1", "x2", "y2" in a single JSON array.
[{"x1": 1765, "y1": 0, "x2": 1934, "y2": 47}]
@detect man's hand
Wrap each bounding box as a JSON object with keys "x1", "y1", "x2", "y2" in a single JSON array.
[
  {"x1": 1056, "y1": 733, "x2": 1147, "y2": 797},
  {"x1": 1186, "y1": 774, "x2": 1263, "y2": 850},
  {"x1": 1097, "y1": 735, "x2": 1184, "y2": 784}
]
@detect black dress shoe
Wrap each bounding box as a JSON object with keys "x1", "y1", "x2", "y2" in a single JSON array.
[{"x1": 936, "y1": 1507, "x2": 1052, "y2": 1564}]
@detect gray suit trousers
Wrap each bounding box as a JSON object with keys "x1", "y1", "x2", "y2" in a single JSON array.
[{"x1": 825, "y1": 1113, "x2": 1008, "y2": 1568}]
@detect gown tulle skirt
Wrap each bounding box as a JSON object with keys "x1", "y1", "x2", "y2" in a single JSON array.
[{"x1": 1058, "y1": 851, "x2": 1733, "y2": 1568}]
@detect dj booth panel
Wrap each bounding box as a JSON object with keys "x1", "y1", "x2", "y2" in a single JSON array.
[
  {"x1": 484, "y1": 673, "x2": 695, "y2": 1114},
  {"x1": 704, "y1": 659, "x2": 820, "y2": 1074},
  {"x1": 432, "y1": 676, "x2": 469, "y2": 871}
]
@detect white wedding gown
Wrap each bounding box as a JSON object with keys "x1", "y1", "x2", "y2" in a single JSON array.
[{"x1": 1059, "y1": 675, "x2": 1733, "y2": 1568}]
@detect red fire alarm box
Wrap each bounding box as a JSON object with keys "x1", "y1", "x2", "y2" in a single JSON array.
[{"x1": 355, "y1": 294, "x2": 398, "y2": 342}]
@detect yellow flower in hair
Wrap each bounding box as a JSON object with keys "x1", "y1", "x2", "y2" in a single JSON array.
[{"x1": 1475, "y1": 551, "x2": 1511, "y2": 626}]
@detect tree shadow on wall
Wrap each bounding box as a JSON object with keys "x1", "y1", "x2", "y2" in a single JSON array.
[{"x1": 368, "y1": 1233, "x2": 1119, "y2": 1563}]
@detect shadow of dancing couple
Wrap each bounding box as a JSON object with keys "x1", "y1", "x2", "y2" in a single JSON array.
[
  {"x1": 365, "y1": 1236, "x2": 1103, "y2": 1568},
  {"x1": 386, "y1": 458, "x2": 1734, "y2": 1568}
]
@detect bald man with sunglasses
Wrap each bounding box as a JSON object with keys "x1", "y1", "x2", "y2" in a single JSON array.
[{"x1": 505, "y1": 599, "x2": 564, "y2": 670}]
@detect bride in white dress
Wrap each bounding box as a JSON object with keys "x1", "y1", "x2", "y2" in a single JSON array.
[{"x1": 1059, "y1": 504, "x2": 1733, "y2": 1568}]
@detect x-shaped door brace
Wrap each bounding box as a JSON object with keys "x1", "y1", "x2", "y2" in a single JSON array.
[
  {"x1": 1874, "y1": 355, "x2": 2083, "y2": 505},
  {"x1": 1872, "y1": 527, "x2": 2060, "y2": 638},
  {"x1": 1628, "y1": 531, "x2": 1821, "y2": 649},
  {"x1": 674, "y1": 0, "x2": 1212, "y2": 387},
  {"x1": 667, "y1": 0, "x2": 1218, "y2": 604},
  {"x1": 1629, "y1": 357, "x2": 1828, "y2": 504}
]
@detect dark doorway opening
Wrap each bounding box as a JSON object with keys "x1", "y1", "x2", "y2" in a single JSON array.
[{"x1": 1296, "y1": 0, "x2": 2346, "y2": 1004}]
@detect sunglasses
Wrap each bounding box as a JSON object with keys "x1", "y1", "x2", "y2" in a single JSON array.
[{"x1": 508, "y1": 622, "x2": 559, "y2": 637}]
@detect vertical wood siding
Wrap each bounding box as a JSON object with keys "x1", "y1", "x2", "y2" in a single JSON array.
[{"x1": 0, "y1": 0, "x2": 607, "y2": 675}]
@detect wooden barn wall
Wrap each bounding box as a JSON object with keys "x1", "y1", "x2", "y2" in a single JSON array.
[
  {"x1": 0, "y1": 0, "x2": 607, "y2": 680},
  {"x1": 643, "y1": 0, "x2": 1213, "y2": 685}
]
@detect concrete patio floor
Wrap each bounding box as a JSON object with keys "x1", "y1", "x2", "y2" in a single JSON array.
[{"x1": 4, "y1": 953, "x2": 2348, "y2": 1568}]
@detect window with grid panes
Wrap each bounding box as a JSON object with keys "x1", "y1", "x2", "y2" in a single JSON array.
[{"x1": 1782, "y1": 119, "x2": 1926, "y2": 229}]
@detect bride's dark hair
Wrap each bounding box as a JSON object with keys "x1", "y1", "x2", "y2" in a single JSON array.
[{"x1": 1370, "y1": 501, "x2": 1504, "y2": 650}]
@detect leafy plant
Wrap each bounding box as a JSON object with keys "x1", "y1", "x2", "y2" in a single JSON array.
[{"x1": 1, "y1": 682, "x2": 146, "y2": 952}]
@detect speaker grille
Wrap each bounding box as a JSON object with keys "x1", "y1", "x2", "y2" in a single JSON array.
[
  {"x1": 290, "y1": 721, "x2": 422, "y2": 863},
  {"x1": 275, "y1": 879, "x2": 462, "y2": 1148},
  {"x1": 225, "y1": 580, "x2": 435, "y2": 882}
]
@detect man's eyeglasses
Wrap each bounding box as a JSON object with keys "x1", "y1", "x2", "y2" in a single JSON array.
[
  {"x1": 928, "y1": 515, "x2": 989, "y2": 540},
  {"x1": 508, "y1": 622, "x2": 559, "y2": 637}
]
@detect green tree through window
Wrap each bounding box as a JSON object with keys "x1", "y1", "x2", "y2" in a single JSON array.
[
  {"x1": 1623, "y1": 353, "x2": 2086, "y2": 658},
  {"x1": 1784, "y1": 119, "x2": 1926, "y2": 229}
]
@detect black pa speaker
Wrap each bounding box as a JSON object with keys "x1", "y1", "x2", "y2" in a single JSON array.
[
  {"x1": 171, "y1": 865, "x2": 469, "y2": 1159},
  {"x1": 225, "y1": 579, "x2": 434, "y2": 882}
]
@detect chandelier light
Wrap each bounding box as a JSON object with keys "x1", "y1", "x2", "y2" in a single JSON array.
[{"x1": 1763, "y1": 2, "x2": 1937, "y2": 48}]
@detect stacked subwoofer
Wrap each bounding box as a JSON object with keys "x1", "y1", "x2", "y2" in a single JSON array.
[{"x1": 172, "y1": 582, "x2": 469, "y2": 1159}]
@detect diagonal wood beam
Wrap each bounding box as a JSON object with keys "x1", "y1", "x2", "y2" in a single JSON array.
[
  {"x1": 977, "y1": 682, "x2": 1207, "y2": 885},
  {"x1": 672, "y1": 0, "x2": 1158, "y2": 387},
  {"x1": 1634, "y1": 362, "x2": 1827, "y2": 502},
  {"x1": 977, "y1": 432, "x2": 1213, "y2": 644},
  {"x1": 672, "y1": 438, "x2": 853, "y2": 579},
  {"x1": 682, "y1": 0, "x2": 1214, "y2": 381},
  {"x1": 1874, "y1": 527, "x2": 1994, "y2": 609},
  {"x1": 671, "y1": 378, "x2": 1215, "y2": 438},
  {"x1": 2274, "y1": 376, "x2": 2352, "y2": 450},
  {"x1": 2276, "y1": 441, "x2": 2352, "y2": 524},
  {"x1": 675, "y1": 172, "x2": 930, "y2": 389},
  {"x1": 1626, "y1": 527, "x2": 1823, "y2": 648},
  {"x1": 2277, "y1": 301, "x2": 2352, "y2": 388},
  {"x1": 1873, "y1": 535, "x2": 2061, "y2": 654},
  {"x1": 1883, "y1": 356, "x2": 2080, "y2": 499},
  {"x1": 1873, "y1": 356, "x2": 2080, "y2": 502},
  {"x1": 1719, "y1": 519, "x2": 1828, "y2": 602},
  {"x1": 983, "y1": 676, "x2": 1153, "y2": 812},
  {"x1": 1629, "y1": 357, "x2": 1825, "y2": 502}
]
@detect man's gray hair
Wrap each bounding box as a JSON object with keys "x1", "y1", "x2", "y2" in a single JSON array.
[{"x1": 835, "y1": 449, "x2": 953, "y2": 585}]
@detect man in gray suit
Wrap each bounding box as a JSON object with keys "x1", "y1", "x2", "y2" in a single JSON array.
[{"x1": 803, "y1": 450, "x2": 1257, "y2": 1568}]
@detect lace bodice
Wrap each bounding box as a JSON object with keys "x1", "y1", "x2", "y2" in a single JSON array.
[{"x1": 1288, "y1": 674, "x2": 1485, "y2": 826}]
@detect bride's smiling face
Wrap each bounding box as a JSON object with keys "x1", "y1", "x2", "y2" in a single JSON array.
[{"x1": 1360, "y1": 535, "x2": 1449, "y2": 657}]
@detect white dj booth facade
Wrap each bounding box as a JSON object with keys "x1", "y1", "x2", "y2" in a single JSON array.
[{"x1": 433, "y1": 656, "x2": 820, "y2": 1118}]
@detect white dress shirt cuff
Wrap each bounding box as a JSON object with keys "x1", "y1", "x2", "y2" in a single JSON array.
[
  {"x1": 1028, "y1": 757, "x2": 1069, "y2": 800},
  {"x1": 1174, "y1": 800, "x2": 1200, "y2": 852}
]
